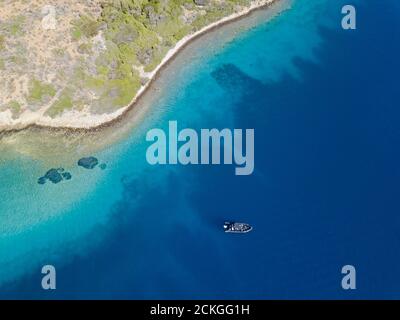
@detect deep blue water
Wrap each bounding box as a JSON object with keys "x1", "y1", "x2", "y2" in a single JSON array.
[{"x1": 1, "y1": 0, "x2": 400, "y2": 299}]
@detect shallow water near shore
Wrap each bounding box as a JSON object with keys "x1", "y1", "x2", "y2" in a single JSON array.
[{"x1": 1, "y1": 0, "x2": 400, "y2": 298}]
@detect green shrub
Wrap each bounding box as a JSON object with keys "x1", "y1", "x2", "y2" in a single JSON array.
[
  {"x1": 45, "y1": 92, "x2": 73, "y2": 117},
  {"x1": 0, "y1": 35, "x2": 5, "y2": 50},
  {"x1": 28, "y1": 80, "x2": 56, "y2": 102}
]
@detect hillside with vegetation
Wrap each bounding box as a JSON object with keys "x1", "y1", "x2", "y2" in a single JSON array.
[{"x1": 0, "y1": 0, "x2": 268, "y2": 126}]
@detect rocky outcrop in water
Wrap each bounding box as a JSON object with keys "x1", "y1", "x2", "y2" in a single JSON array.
[
  {"x1": 38, "y1": 168, "x2": 72, "y2": 185},
  {"x1": 62, "y1": 172, "x2": 72, "y2": 180},
  {"x1": 78, "y1": 157, "x2": 99, "y2": 169},
  {"x1": 38, "y1": 156, "x2": 106, "y2": 185}
]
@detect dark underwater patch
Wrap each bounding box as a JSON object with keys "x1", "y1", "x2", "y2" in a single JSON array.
[
  {"x1": 38, "y1": 168, "x2": 72, "y2": 185},
  {"x1": 78, "y1": 157, "x2": 99, "y2": 169},
  {"x1": 211, "y1": 63, "x2": 263, "y2": 94}
]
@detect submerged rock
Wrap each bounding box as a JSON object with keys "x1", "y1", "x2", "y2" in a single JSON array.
[
  {"x1": 37, "y1": 176, "x2": 47, "y2": 185},
  {"x1": 62, "y1": 172, "x2": 72, "y2": 180},
  {"x1": 99, "y1": 163, "x2": 107, "y2": 170},
  {"x1": 38, "y1": 168, "x2": 72, "y2": 185},
  {"x1": 78, "y1": 157, "x2": 99, "y2": 169},
  {"x1": 45, "y1": 168, "x2": 63, "y2": 184}
]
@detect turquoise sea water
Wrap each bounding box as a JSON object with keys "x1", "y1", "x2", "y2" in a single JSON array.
[{"x1": 1, "y1": 0, "x2": 400, "y2": 298}]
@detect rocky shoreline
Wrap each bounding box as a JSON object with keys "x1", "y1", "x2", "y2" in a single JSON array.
[{"x1": 0, "y1": 0, "x2": 279, "y2": 134}]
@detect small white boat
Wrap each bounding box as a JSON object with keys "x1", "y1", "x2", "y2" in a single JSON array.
[{"x1": 223, "y1": 221, "x2": 253, "y2": 233}]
